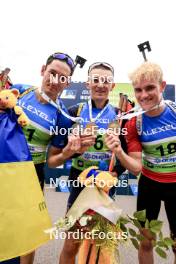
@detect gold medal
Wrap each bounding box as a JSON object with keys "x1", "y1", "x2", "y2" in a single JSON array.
[
  {"x1": 72, "y1": 123, "x2": 82, "y2": 135},
  {"x1": 84, "y1": 122, "x2": 98, "y2": 136},
  {"x1": 108, "y1": 121, "x2": 120, "y2": 134}
]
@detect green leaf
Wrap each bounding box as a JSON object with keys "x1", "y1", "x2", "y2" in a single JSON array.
[
  {"x1": 149, "y1": 220, "x2": 163, "y2": 233},
  {"x1": 133, "y1": 219, "x2": 142, "y2": 229},
  {"x1": 155, "y1": 247, "x2": 167, "y2": 259},
  {"x1": 136, "y1": 234, "x2": 144, "y2": 241},
  {"x1": 163, "y1": 237, "x2": 175, "y2": 247},
  {"x1": 150, "y1": 230, "x2": 156, "y2": 237},
  {"x1": 159, "y1": 231, "x2": 163, "y2": 240},
  {"x1": 151, "y1": 240, "x2": 156, "y2": 247},
  {"x1": 145, "y1": 219, "x2": 149, "y2": 229},
  {"x1": 133, "y1": 210, "x2": 146, "y2": 222},
  {"x1": 120, "y1": 223, "x2": 127, "y2": 233},
  {"x1": 130, "y1": 238, "x2": 139, "y2": 250},
  {"x1": 157, "y1": 241, "x2": 166, "y2": 247},
  {"x1": 128, "y1": 228, "x2": 137, "y2": 237},
  {"x1": 119, "y1": 216, "x2": 130, "y2": 225}
]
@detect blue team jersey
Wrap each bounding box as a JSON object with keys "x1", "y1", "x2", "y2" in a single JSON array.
[
  {"x1": 72, "y1": 102, "x2": 118, "y2": 170},
  {"x1": 11, "y1": 84, "x2": 72, "y2": 164},
  {"x1": 139, "y1": 106, "x2": 176, "y2": 182}
]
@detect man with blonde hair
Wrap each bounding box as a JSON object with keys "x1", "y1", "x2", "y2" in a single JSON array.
[{"x1": 105, "y1": 62, "x2": 176, "y2": 264}]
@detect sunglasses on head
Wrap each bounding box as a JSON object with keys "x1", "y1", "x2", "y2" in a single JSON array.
[
  {"x1": 50, "y1": 53, "x2": 75, "y2": 74},
  {"x1": 88, "y1": 62, "x2": 114, "y2": 75}
]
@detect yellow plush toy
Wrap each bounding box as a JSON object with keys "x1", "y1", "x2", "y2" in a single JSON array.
[
  {"x1": 0, "y1": 89, "x2": 29, "y2": 126},
  {"x1": 78, "y1": 166, "x2": 117, "y2": 193}
]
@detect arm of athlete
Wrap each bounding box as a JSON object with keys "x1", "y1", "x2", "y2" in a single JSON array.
[
  {"x1": 105, "y1": 118, "x2": 142, "y2": 176},
  {"x1": 47, "y1": 133, "x2": 96, "y2": 168}
]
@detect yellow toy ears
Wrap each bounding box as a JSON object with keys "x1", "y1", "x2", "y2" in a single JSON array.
[
  {"x1": 78, "y1": 166, "x2": 117, "y2": 193},
  {"x1": 0, "y1": 89, "x2": 19, "y2": 98},
  {"x1": 10, "y1": 89, "x2": 20, "y2": 98}
]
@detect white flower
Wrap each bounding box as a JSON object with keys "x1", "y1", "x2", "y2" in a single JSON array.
[
  {"x1": 67, "y1": 215, "x2": 76, "y2": 226},
  {"x1": 79, "y1": 216, "x2": 91, "y2": 226},
  {"x1": 55, "y1": 215, "x2": 76, "y2": 231}
]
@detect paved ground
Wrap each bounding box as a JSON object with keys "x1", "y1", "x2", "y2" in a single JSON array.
[{"x1": 34, "y1": 187, "x2": 174, "y2": 264}]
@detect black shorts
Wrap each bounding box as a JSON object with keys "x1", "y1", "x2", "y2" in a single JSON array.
[
  {"x1": 34, "y1": 163, "x2": 45, "y2": 190},
  {"x1": 137, "y1": 174, "x2": 176, "y2": 238},
  {"x1": 0, "y1": 257, "x2": 20, "y2": 263},
  {"x1": 67, "y1": 167, "x2": 84, "y2": 209}
]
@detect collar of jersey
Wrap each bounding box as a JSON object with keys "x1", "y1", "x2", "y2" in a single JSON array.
[{"x1": 91, "y1": 99, "x2": 109, "y2": 109}]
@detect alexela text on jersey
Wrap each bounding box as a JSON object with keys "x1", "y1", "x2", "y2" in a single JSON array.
[
  {"x1": 142, "y1": 124, "x2": 176, "y2": 136},
  {"x1": 19, "y1": 101, "x2": 55, "y2": 125}
]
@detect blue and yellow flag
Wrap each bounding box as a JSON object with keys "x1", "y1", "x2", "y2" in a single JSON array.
[{"x1": 0, "y1": 109, "x2": 52, "y2": 261}]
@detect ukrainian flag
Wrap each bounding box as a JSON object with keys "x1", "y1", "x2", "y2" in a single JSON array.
[{"x1": 0, "y1": 109, "x2": 52, "y2": 261}]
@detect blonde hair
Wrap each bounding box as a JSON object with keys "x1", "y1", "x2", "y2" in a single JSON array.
[{"x1": 129, "y1": 62, "x2": 163, "y2": 85}]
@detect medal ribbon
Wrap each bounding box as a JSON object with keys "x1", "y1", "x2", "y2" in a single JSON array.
[
  {"x1": 40, "y1": 90, "x2": 165, "y2": 123},
  {"x1": 116, "y1": 99, "x2": 165, "y2": 120},
  {"x1": 39, "y1": 91, "x2": 82, "y2": 123},
  {"x1": 88, "y1": 99, "x2": 110, "y2": 122}
]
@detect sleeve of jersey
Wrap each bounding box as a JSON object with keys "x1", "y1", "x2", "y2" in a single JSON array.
[
  {"x1": 125, "y1": 117, "x2": 142, "y2": 153},
  {"x1": 51, "y1": 110, "x2": 73, "y2": 149},
  {"x1": 11, "y1": 84, "x2": 32, "y2": 94}
]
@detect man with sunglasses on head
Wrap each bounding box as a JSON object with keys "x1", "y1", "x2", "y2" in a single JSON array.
[
  {"x1": 47, "y1": 62, "x2": 127, "y2": 264},
  {"x1": 11, "y1": 52, "x2": 85, "y2": 264},
  {"x1": 105, "y1": 62, "x2": 176, "y2": 264}
]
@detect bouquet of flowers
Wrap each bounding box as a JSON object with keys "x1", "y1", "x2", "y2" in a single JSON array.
[{"x1": 46, "y1": 167, "x2": 175, "y2": 263}]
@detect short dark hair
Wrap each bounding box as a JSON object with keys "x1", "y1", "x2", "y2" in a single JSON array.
[
  {"x1": 46, "y1": 52, "x2": 75, "y2": 75},
  {"x1": 88, "y1": 62, "x2": 114, "y2": 76}
]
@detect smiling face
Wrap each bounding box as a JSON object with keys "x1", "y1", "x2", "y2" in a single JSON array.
[
  {"x1": 129, "y1": 62, "x2": 166, "y2": 113},
  {"x1": 41, "y1": 59, "x2": 71, "y2": 100},
  {"x1": 134, "y1": 79, "x2": 166, "y2": 111},
  {"x1": 87, "y1": 68, "x2": 115, "y2": 104}
]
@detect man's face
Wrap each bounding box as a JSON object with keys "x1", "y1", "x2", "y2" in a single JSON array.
[
  {"x1": 133, "y1": 79, "x2": 166, "y2": 111},
  {"x1": 41, "y1": 60, "x2": 71, "y2": 98},
  {"x1": 87, "y1": 68, "x2": 115, "y2": 102}
]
